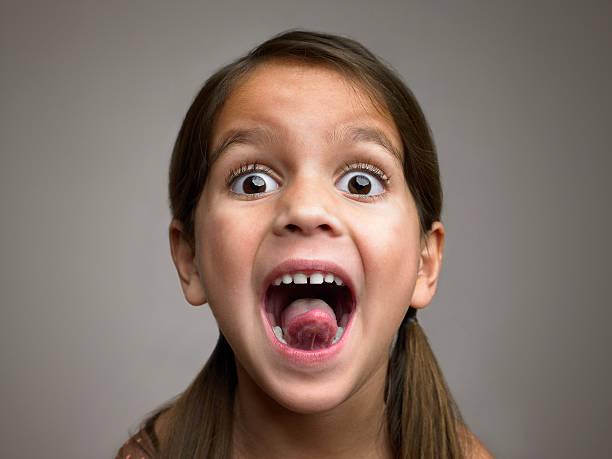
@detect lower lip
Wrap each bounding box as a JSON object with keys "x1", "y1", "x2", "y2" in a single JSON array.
[{"x1": 260, "y1": 303, "x2": 354, "y2": 365}]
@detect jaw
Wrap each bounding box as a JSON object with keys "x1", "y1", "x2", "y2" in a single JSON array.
[{"x1": 235, "y1": 313, "x2": 389, "y2": 418}]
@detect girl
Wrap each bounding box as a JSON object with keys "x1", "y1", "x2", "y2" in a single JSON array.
[{"x1": 116, "y1": 30, "x2": 493, "y2": 459}]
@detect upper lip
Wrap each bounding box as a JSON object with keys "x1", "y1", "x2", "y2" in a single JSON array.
[{"x1": 261, "y1": 258, "x2": 357, "y2": 305}]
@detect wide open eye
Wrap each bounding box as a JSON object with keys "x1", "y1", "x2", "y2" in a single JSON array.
[
  {"x1": 336, "y1": 170, "x2": 385, "y2": 198},
  {"x1": 230, "y1": 170, "x2": 279, "y2": 196}
]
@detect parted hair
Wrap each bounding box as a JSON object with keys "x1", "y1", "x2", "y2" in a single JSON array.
[{"x1": 140, "y1": 30, "x2": 469, "y2": 458}]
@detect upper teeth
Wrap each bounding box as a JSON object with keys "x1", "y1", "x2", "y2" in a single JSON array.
[{"x1": 272, "y1": 272, "x2": 344, "y2": 286}]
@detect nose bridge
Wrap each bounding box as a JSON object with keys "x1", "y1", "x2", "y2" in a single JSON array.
[{"x1": 272, "y1": 168, "x2": 342, "y2": 237}]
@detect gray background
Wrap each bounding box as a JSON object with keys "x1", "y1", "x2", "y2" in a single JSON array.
[{"x1": 1, "y1": 1, "x2": 610, "y2": 458}]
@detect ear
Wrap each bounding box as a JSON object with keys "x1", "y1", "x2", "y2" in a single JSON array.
[
  {"x1": 169, "y1": 219, "x2": 207, "y2": 306},
  {"x1": 410, "y1": 221, "x2": 445, "y2": 309}
]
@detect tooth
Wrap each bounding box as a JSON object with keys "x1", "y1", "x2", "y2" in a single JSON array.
[
  {"x1": 273, "y1": 326, "x2": 287, "y2": 344},
  {"x1": 324, "y1": 273, "x2": 334, "y2": 283},
  {"x1": 282, "y1": 274, "x2": 293, "y2": 284},
  {"x1": 273, "y1": 277, "x2": 282, "y2": 286},
  {"x1": 309, "y1": 273, "x2": 324, "y2": 284},
  {"x1": 331, "y1": 327, "x2": 345, "y2": 344},
  {"x1": 334, "y1": 277, "x2": 344, "y2": 286},
  {"x1": 293, "y1": 273, "x2": 307, "y2": 284}
]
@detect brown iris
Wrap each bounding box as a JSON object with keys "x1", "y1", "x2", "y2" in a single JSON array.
[
  {"x1": 348, "y1": 175, "x2": 371, "y2": 194},
  {"x1": 244, "y1": 175, "x2": 266, "y2": 194}
]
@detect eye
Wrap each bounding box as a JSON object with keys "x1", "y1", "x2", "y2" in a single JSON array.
[
  {"x1": 227, "y1": 163, "x2": 279, "y2": 196},
  {"x1": 336, "y1": 163, "x2": 388, "y2": 198}
]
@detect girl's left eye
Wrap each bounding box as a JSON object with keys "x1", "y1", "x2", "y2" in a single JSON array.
[{"x1": 335, "y1": 163, "x2": 388, "y2": 198}]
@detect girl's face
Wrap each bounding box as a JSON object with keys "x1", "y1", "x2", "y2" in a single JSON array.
[{"x1": 172, "y1": 60, "x2": 443, "y2": 414}]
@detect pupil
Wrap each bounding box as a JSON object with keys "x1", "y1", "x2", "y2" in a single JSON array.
[
  {"x1": 349, "y1": 175, "x2": 371, "y2": 194},
  {"x1": 245, "y1": 175, "x2": 266, "y2": 193}
]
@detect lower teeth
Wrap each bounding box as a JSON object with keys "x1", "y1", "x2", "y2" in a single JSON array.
[
  {"x1": 273, "y1": 325, "x2": 287, "y2": 344},
  {"x1": 331, "y1": 326, "x2": 344, "y2": 344},
  {"x1": 272, "y1": 325, "x2": 345, "y2": 346}
]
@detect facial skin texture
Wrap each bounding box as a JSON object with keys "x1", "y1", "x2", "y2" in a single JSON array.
[{"x1": 170, "y1": 60, "x2": 445, "y2": 457}]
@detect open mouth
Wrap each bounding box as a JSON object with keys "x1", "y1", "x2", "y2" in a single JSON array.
[{"x1": 264, "y1": 273, "x2": 355, "y2": 351}]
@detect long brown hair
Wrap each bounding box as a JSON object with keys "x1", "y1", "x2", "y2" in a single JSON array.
[{"x1": 141, "y1": 30, "x2": 469, "y2": 458}]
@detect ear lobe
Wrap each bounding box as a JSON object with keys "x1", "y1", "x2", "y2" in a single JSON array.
[
  {"x1": 410, "y1": 221, "x2": 445, "y2": 309},
  {"x1": 169, "y1": 219, "x2": 207, "y2": 306}
]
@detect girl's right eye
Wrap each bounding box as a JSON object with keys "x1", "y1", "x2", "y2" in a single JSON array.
[{"x1": 227, "y1": 164, "x2": 279, "y2": 197}]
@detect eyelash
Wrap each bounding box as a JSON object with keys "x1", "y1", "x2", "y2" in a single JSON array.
[
  {"x1": 340, "y1": 162, "x2": 390, "y2": 184},
  {"x1": 224, "y1": 162, "x2": 273, "y2": 188},
  {"x1": 225, "y1": 160, "x2": 391, "y2": 201}
]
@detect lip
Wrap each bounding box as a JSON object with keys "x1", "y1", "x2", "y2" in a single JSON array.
[{"x1": 260, "y1": 258, "x2": 358, "y2": 365}]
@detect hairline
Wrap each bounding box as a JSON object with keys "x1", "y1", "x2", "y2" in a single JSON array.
[{"x1": 207, "y1": 58, "x2": 404, "y2": 168}]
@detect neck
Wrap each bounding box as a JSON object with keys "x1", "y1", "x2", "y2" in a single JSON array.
[{"x1": 232, "y1": 364, "x2": 392, "y2": 459}]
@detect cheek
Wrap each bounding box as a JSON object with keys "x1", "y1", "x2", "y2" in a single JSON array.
[
  {"x1": 195, "y1": 204, "x2": 267, "y2": 344},
  {"x1": 366, "y1": 203, "x2": 420, "y2": 270},
  {"x1": 197, "y1": 203, "x2": 261, "y2": 304},
  {"x1": 357, "y1": 200, "x2": 421, "y2": 320}
]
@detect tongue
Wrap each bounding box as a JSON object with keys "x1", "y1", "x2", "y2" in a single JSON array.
[{"x1": 280, "y1": 298, "x2": 338, "y2": 350}]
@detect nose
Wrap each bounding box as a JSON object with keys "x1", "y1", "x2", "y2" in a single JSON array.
[{"x1": 272, "y1": 172, "x2": 344, "y2": 238}]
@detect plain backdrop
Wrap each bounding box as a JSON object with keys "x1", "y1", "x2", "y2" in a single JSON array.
[{"x1": 1, "y1": 1, "x2": 610, "y2": 457}]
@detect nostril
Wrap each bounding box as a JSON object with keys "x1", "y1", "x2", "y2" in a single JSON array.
[
  {"x1": 286, "y1": 223, "x2": 332, "y2": 232},
  {"x1": 274, "y1": 205, "x2": 343, "y2": 237}
]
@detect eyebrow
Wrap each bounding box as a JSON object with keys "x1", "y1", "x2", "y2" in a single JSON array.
[
  {"x1": 209, "y1": 127, "x2": 279, "y2": 165},
  {"x1": 328, "y1": 125, "x2": 403, "y2": 165},
  {"x1": 209, "y1": 124, "x2": 403, "y2": 165}
]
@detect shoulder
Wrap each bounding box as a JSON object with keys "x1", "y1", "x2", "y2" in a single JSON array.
[
  {"x1": 468, "y1": 435, "x2": 495, "y2": 459},
  {"x1": 458, "y1": 425, "x2": 495, "y2": 459},
  {"x1": 114, "y1": 428, "x2": 156, "y2": 459}
]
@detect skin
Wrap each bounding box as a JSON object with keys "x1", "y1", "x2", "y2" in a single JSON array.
[{"x1": 168, "y1": 60, "x2": 490, "y2": 458}]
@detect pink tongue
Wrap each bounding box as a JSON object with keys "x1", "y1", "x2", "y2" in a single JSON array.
[{"x1": 281, "y1": 298, "x2": 338, "y2": 350}]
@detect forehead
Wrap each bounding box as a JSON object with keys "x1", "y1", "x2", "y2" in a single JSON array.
[{"x1": 210, "y1": 60, "x2": 403, "y2": 164}]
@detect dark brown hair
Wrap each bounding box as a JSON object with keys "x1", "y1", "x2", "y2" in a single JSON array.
[{"x1": 141, "y1": 30, "x2": 469, "y2": 458}]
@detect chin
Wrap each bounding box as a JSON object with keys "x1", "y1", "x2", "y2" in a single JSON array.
[{"x1": 270, "y1": 378, "x2": 355, "y2": 415}]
